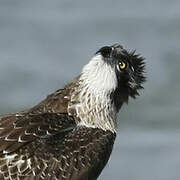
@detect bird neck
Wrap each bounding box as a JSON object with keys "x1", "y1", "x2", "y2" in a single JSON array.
[
  {"x1": 68, "y1": 81, "x2": 118, "y2": 132},
  {"x1": 79, "y1": 54, "x2": 118, "y2": 93},
  {"x1": 67, "y1": 61, "x2": 121, "y2": 132}
]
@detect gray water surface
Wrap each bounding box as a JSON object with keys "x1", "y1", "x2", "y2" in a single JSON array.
[{"x1": 0, "y1": 1, "x2": 180, "y2": 179}]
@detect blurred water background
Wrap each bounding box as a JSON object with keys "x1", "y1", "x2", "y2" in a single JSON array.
[{"x1": 0, "y1": 0, "x2": 180, "y2": 179}]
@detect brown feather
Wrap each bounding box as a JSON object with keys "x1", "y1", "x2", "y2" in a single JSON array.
[{"x1": 0, "y1": 80, "x2": 117, "y2": 179}]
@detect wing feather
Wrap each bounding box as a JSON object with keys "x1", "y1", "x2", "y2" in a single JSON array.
[{"x1": 0, "y1": 113, "x2": 76, "y2": 155}]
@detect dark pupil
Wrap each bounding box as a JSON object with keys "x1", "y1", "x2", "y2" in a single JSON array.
[{"x1": 97, "y1": 46, "x2": 112, "y2": 58}]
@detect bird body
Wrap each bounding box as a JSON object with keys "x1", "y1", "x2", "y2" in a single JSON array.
[{"x1": 0, "y1": 44, "x2": 145, "y2": 179}]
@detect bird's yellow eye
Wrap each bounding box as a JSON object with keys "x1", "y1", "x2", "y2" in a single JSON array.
[{"x1": 119, "y1": 61, "x2": 126, "y2": 70}]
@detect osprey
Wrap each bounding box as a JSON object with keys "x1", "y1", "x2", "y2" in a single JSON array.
[{"x1": 0, "y1": 44, "x2": 145, "y2": 180}]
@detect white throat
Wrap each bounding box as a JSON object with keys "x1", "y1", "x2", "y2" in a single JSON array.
[
  {"x1": 81, "y1": 54, "x2": 118, "y2": 94},
  {"x1": 68, "y1": 55, "x2": 118, "y2": 132}
]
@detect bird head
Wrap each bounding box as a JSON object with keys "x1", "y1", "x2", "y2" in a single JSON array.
[
  {"x1": 96, "y1": 44, "x2": 145, "y2": 97},
  {"x1": 80, "y1": 44, "x2": 146, "y2": 107}
]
